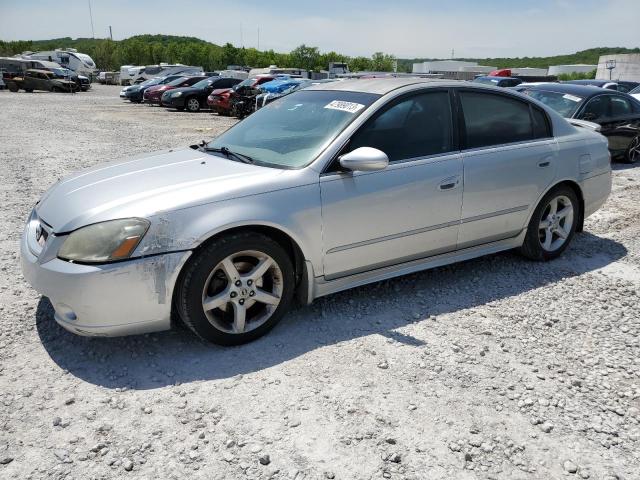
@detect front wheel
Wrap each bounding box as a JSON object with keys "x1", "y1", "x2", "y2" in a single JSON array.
[
  {"x1": 177, "y1": 232, "x2": 295, "y2": 345},
  {"x1": 520, "y1": 185, "x2": 579, "y2": 261},
  {"x1": 625, "y1": 136, "x2": 640, "y2": 164},
  {"x1": 185, "y1": 97, "x2": 201, "y2": 112}
]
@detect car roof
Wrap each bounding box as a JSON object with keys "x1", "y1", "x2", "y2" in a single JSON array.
[
  {"x1": 521, "y1": 82, "x2": 608, "y2": 97},
  {"x1": 305, "y1": 78, "x2": 460, "y2": 95},
  {"x1": 564, "y1": 79, "x2": 612, "y2": 86}
]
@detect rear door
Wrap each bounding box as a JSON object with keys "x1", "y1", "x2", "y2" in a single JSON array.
[{"x1": 456, "y1": 89, "x2": 557, "y2": 248}]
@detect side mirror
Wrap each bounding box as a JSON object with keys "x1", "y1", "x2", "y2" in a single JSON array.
[{"x1": 338, "y1": 147, "x2": 389, "y2": 172}]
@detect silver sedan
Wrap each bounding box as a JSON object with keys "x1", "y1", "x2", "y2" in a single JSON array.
[{"x1": 21, "y1": 78, "x2": 612, "y2": 345}]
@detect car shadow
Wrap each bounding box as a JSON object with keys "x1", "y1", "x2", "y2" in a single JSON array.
[{"x1": 36, "y1": 232, "x2": 627, "y2": 390}]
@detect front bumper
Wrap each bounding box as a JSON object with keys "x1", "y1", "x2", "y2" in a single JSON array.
[
  {"x1": 162, "y1": 95, "x2": 185, "y2": 108},
  {"x1": 21, "y1": 223, "x2": 191, "y2": 337}
]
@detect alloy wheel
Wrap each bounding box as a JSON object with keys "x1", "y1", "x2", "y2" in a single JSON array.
[
  {"x1": 201, "y1": 250, "x2": 283, "y2": 334},
  {"x1": 187, "y1": 98, "x2": 200, "y2": 112},
  {"x1": 538, "y1": 195, "x2": 574, "y2": 252}
]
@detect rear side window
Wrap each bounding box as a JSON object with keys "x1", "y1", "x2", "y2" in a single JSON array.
[
  {"x1": 611, "y1": 96, "x2": 632, "y2": 116},
  {"x1": 348, "y1": 91, "x2": 453, "y2": 162},
  {"x1": 459, "y1": 91, "x2": 535, "y2": 148},
  {"x1": 531, "y1": 106, "x2": 551, "y2": 139}
]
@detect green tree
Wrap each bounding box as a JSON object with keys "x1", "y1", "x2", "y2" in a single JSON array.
[{"x1": 289, "y1": 44, "x2": 320, "y2": 71}]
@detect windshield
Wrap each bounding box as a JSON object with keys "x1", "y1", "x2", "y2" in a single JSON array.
[
  {"x1": 167, "y1": 77, "x2": 191, "y2": 87},
  {"x1": 207, "y1": 90, "x2": 379, "y2": 169},
  {"x1": 193, "y1": 77, "x2": 215, "y2": 89},
  {"x1": 631, "y1": 86, "x2": 640, "y2": 95},
  {"x1": 234, "y1": 77, "x2": 259, "y2": 90},
  {"x1": 523, "y1": 89, "x2": 584, "y2": 117}
]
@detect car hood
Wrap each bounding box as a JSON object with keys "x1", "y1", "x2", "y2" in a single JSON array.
[{"x1": 36, "y1": 147, "x2": 290, "y2": 232}]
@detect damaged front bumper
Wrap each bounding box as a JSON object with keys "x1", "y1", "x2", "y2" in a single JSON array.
[{"x1": 21, "y1": 223, "x2": 191, "y2": 337}]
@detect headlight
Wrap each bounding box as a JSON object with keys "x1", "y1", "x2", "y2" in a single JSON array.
[
  {"x1": 172, "y1": 91, "x2": 182, "y2": 97},
  {"x1": 58, "y1": 218, "x2": 150, "y2": 263}
]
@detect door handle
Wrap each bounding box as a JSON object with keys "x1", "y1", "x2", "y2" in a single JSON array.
[
  {"x1": 538, "y1": 155, "x2": 553, "y2": 168},
  {"x1": 439, "y1": 176, "x2": 460, "y2": 191}
]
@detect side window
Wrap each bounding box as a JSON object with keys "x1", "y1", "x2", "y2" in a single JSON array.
[
  {"x1": 459, "y1": 91, "x2": 534, "y2": 148},
  {"x1": 580, "y1": 96, "x2": 610, "y2": 121},
  {"x1": 186, "y1": 77, "x2": 202, "y2": 86},
  {"x1": 531, "y1": 106, "x2": 551, "y2": 139},
  {"x1": 348, "y1": 91, "x2": 453, "y2": 162},
  {"x1": 611, "y1": 96, "x2": 632, "y2": 116}
]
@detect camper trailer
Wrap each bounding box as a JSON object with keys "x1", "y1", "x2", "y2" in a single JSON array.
[
  {"x1": 119, "y1": 65, "x2": 146, "y2": 85},
  {"x1": 22, "y1": 49, "x2": 97, "y2": 79}
]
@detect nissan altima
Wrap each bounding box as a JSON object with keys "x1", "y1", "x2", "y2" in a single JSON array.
[{"x1": 21, "y1": 79, "x2": 612, "y2": 345}]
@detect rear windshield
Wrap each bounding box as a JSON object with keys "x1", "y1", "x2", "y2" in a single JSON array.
[{"x1": 522, "y1": 89, "x2": 583, "y2": 117}]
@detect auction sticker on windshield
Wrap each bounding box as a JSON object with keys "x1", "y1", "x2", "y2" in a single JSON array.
[
  {"x1": 324, "y1": 100, "x2": 366, "y2": 114},
  {"x1": 563, "y1": 94, "x2": 582, "y2": 102}
]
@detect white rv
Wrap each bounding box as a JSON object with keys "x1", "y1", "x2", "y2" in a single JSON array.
[
  {"x1": 119, "y1": 65, "x2": 146, "y2": 86},
  {"x1": 22, "y1": 49, "x2": 97, "y2": 79}
]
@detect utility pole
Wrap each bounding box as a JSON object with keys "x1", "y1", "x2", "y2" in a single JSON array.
[
  {"x1": 240, "y1": 23, "x2": 243, "y2": 48},
  {"x1": 451, "y1": 48, "x2": 454, "y2": 59},
  {"x1": 109, "y1": 25, "x2": 113, "y2": 41},
  {"x1": 88, "y1": 0, "x2": 95, "y2": 38},
  {"x1": 257, "y1": 27, "x2": 260, "y2": 51}
]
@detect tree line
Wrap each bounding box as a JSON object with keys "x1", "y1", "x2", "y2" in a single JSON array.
[{"x1": 0, "y1": 35, "x2": 397, "y2": 73}]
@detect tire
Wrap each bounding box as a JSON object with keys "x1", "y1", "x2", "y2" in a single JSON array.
[
  {"x1": 625, "y1": 136, "x2": 640, "y2": 164},
  {"x1": 177, "y1": 232, "x2": 295, "y2": 346},
  {"x1": 25, "y1": 88, "x2": 33, "y2": 93},
  {"x1": 185, "y1": 97, "x2": 201, "y2": 112},
  {"x1": 8, "y1": 82, "x2": 18, "y2": 92},
  {"x1": 520, "y1": 185, "x2": 579, "y2": 261}
]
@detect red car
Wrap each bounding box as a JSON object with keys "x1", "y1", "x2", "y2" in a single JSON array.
[
  {"x1": 143, "y1": 76, "x2": 204, "y2": 105},
  {"x1": 207, "y1": 75, "x2": 276, "y2": 115}
]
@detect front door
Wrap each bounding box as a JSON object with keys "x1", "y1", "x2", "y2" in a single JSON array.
[{"x1": 320, "y1": 90, "x2": 463, "y2": 279}]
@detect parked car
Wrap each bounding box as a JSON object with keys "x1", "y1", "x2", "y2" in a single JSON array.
[
  {"x1": 473, "y1": 76, "x2": 523, "y2": 88},
  {"x1": 616, "y1": 81, "x2": 640, "y2": 94},
  {"x1": 520, "y1": 83, "x2": 640, "y2": 163},
  {"x1": 50, "y1": 67, "x2": 91, "y2": 91},
  {"x1": 21, "y1": 79, "x2": 611, "y2": 345},
  {"x1": 6, "y1": 69, "x2": 78, "y2": 92},
  {"x1": 162, "y1": 76, "x2": 242, "y2": 112},
  {"x1": 255, "y1": 79, "x2": 338, "y2": 109},
  {"x1": 143, "y1": 76, "x2": 205, "y2": 105},
  {"x1": 207, "y1": 75, "x2": 276, "y2": 115},
  {"x1": 630, "y1": 85, "x2": 640, "y2": 102},
  {"x1": 124, "y1": 75, "x2": 185, "y2": 103}
]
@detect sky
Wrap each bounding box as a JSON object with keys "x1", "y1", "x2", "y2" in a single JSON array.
[{"x1": 0, "y1": 0, "x2": 638, "y2": 59}]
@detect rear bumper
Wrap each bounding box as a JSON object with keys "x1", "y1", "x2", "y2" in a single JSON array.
[
  {"x1": 21, "y1": 226, "x2": 192, "y2": 337},
  {"x1": 581, "y1": 170, "x2": 612, "y2": 219}
]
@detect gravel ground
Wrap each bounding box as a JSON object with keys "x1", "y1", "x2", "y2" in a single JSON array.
[{"x1": 0, "y1": 85, "x2": 639, "y2": 480}]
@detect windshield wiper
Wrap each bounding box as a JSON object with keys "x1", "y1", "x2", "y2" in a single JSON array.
[{"x1": 204, "y1": 146, "x2": 255, "y2": 164}]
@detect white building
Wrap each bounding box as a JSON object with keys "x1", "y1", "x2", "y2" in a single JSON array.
[
  {"x1": 412, "y1": 60, "x2": 497, "y2": 80},
  {"x1": 548, "y1": 64, "x2": 597, "y2": 76},
  {"x1": 508, "y1": 67, "x2": 548, "y2": 77},
  {"x1": 596, "y1": 54, "x2": 640, "y2": 82}
]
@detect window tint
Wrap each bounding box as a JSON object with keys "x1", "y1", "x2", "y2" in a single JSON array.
[
  {"x1": 531, "y1": 106, "x2": 551, "y2": 139},
  {"x1": 611, "y1": 96, "x2": 632, "y2": 116},
  {"x1": 185, "y1": 77, "x2": 203, "y2": 86},
  {"x1": 348, "y1": 91, "x2": 453, "y2": 162},
  {"x1": 460, "y1": 91, "x2": 533, "y2": 148},
  {"x1": 580, "y1": 96, "x2": 610, "y2": 121}
]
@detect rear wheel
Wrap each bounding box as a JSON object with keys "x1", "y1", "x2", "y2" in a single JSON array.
[
  {"x1": 185, "y1": 97, "x2": 201, "y2": 112},
  {"x1": 625, "y1": 136, "x2": 640, "y2": 164},
  {"x1": 8, "y1": 82, "x2": 18, "y2": 92},
  {"x1": 520, "y1": 185, "x2": 579, "y2": 261},
  {"x1": 177, "y1": 232, "x2": 295, "y2": 345}
]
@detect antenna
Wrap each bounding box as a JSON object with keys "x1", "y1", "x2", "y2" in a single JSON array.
[{"x1": 88, "y1": 0, "x2": 95, "y2": 38}]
